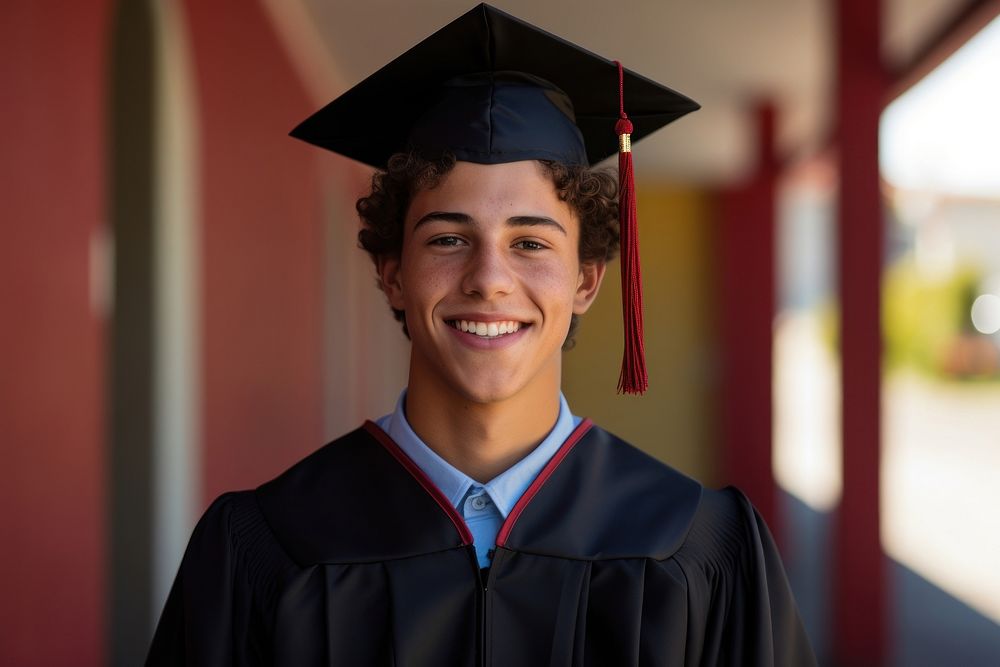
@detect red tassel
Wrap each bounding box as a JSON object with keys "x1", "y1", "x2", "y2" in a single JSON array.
[{"x1": 613, "y1": 61, "x2": 647, "y2": 395}]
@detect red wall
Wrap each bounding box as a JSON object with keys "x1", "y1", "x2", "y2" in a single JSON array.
[
  {"x1": 0, "y1": 2, "x2": 109, "y2": 665},
  {"x1": 182, "y1": 0, "x2": 327, "y2": 502}
]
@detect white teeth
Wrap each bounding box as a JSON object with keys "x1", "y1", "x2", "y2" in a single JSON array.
[{"x1": 451, "y1": 319, "x2": 523, "y2": 337}]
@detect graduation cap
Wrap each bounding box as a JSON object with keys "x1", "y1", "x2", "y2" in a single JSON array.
[{"x1": 291, "y1": 3, "x2": 699, "y2": 394}]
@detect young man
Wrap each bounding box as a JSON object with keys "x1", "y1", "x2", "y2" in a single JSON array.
[{"x1": 148, "y1": 4, "x2": 815, "y2": 665}]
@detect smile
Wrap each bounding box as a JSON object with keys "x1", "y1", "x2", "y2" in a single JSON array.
[{"x1": 448, "y1": 319, "x2": 524, "y2": 338}]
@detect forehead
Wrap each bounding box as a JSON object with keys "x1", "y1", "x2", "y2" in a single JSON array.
[{"x1": 407, "y1": 161, "x2": 576, "y2": 228}]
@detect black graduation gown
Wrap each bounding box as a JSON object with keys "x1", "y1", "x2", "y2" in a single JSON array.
[{"x1": 147, "y1": 419, "x2": 816, "y2": 666}]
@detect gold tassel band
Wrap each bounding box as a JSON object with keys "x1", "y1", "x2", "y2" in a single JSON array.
[{"x1": 619, "y1": 133, "x2": 631, "y2": 153}]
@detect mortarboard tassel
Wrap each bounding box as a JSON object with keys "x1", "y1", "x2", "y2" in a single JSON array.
[{"x1": 613, "y1": 61, "x2": 648, "y2": 395}]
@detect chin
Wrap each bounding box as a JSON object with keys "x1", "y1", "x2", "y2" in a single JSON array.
[{"x1": 450, "y1": 374, "x2": 526, "y2": 406}]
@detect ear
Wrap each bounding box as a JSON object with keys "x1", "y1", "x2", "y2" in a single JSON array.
[
  {"x1": 376, "y1": 254, "x2": 406, "y2": 311},
  {"x1": 573, "y1": 261, "x2": 607, "y2": 315}
]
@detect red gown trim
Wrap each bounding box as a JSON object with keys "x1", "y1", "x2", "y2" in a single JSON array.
[
  {"x1": 363, "y1": 420, "x2": 474, "y2": 546},
  {"x1": 496, "y1": 418, "x2": 593, "y2": 547}
]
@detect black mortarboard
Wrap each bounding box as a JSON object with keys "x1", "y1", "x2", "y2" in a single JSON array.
[
  {"x1": 291, "y1": 3, "x2": 699, "y2": 393},
  {"x1": 289, "y1": 3, "x2": 697, "y2": 168}
]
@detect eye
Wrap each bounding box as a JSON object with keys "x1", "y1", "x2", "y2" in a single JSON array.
[
  {"x1": 429, "y1": 235, "x2": 466, "y2": 247},
  {"x1": 513, "y1": 239, "x2": 548, "y2": 251}
]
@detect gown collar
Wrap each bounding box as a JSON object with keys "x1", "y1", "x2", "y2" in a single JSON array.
[{"x1": 376, "y1": 389, "x2": 581, "y2": 518}]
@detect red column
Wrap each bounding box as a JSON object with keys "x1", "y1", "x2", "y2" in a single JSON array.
[
  {"x1": 833, "y1": 0, "x2": 886, "y2": 663},
  {"x1": 719, "y1": 104, "x2": 778, "y2": 533}
]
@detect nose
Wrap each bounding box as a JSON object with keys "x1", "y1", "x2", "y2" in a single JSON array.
[{"x1": 461, "y1": 242, "x2": 516, "y2": 299}]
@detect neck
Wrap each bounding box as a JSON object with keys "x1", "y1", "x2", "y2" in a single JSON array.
[{"x1": 404, "y1": 368, "x2": 561, "y2": 483}]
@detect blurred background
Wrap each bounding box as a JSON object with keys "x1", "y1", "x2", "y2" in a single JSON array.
[{"x1": 3, "y1": 0, "x2": 999, "y2": 665}]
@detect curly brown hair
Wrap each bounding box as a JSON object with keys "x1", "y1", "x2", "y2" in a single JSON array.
[{"x1": 356, "y1": 152, "x2": 620, "y2": 347}]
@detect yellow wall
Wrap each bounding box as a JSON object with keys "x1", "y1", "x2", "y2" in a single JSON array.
[{"x1": 563, "y1": 185, "x2": 718, "y2": 484}]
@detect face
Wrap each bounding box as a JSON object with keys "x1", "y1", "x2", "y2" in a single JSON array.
[{"x1": 378, "y1": 160, "x2": 606, "y2": 405}]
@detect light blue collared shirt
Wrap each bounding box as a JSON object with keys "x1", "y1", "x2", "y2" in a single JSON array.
[{"x1": 376, "y1": 391, "x2": 582, "y2": 568}]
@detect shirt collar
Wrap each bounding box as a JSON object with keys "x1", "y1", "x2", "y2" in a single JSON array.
[{"x1": 376, "y1": 390, "x2": 580, "y2": 518}]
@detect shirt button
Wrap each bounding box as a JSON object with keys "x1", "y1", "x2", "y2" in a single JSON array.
[{"x1": 472, "y1": 495, "x2": 487, "y2": 510}]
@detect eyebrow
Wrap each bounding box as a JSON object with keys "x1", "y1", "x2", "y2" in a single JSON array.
[{"x1": 413, "y1": 211, "x2": 567, "y2": 235}]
